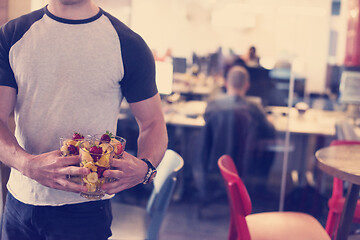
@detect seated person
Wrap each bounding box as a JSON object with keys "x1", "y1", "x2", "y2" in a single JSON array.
[{"x1": 194, "y1": 66, "x2": 276, "y2": 199}]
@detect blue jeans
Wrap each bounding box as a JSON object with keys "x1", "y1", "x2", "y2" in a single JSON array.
[{"x1": 1, "y1": 193, "x2": 113, "y2": 240}]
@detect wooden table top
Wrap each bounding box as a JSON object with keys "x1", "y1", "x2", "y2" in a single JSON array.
[{"x1": 316, "y1": 145, "x2": 360, "y2": 185}]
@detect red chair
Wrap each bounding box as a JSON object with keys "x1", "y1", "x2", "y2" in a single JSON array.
[
  {"x1": 325, "y1": 140, "x2": 360, "y2": 239},
  {"x1": 218, "y1": 155, "x2": 330, "y2": 240}
]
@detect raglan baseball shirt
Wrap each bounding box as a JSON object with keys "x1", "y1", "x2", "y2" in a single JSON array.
[{"x1": 0, "y1": 6, "x2": 157, "y2": 206}]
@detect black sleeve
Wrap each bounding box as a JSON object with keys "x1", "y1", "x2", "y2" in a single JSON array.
[
  {"x1": 104, "y1": 12, "x2": 158, "y2": 103},
  {"x1": 120, "y1": 35, "x2": 157, "y2": 103},
  {"x1": 0, "y1": 22, "x2": 17, "y2": 90}
]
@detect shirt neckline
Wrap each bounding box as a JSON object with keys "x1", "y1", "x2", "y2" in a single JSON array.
[{"x1": 44, "y1": 5, "x2": 103, "y2": 25}]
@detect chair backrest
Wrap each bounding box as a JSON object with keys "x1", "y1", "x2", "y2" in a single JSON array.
[
  {"x1": 218, "y1": 155, "x2": 252, "y2": 240},
  {"x1": 146, "y1": 149, "x2": 184, "y2": 240},
  {"x1": 330, "y1": 140, "x2": 360, "y2": 197},
  {"x1": 201, "y1": 105, "x2": 253, "y2": 176}
]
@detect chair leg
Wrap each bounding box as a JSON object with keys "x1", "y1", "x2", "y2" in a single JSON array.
[
  {"x1": 325, "y1": 211, "x2": 340, "y2": 239},
  {"x1": 228, "y1": 217, "x2": 238, "y2": 240}
]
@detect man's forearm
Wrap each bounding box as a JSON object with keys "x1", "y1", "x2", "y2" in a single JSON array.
[
  {"x1": 0, "y1": 120, "x2": 28, "y2": 172},
  {"x1": 136, "y1": 120, "x2": 168, "y2": 167}
]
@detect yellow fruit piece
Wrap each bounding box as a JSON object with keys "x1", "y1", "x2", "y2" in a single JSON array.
[
  {"x1": 96, "y1": 154, "x2": 110, "y2": 167},
  {"x1": 75, "y1": 141, "x2": 82, "y2": 147},
  {"x1": 67, "y1": 140, "x2": 77, "y2": 146},
  {"x1": 83, "y1": 177, "x2": 90, "y2": 184},
  {"x1": 87, "y1": 183, "x2": 97, "y2": 192},
  {"x1": 111, "y1": 138, "x2": 120, "y2": 144},
  {"x1": 83, "y1": 141, "x2": 91, "y2": 149},
  {"x1": 87, "y1": 172, "x2": 98, "y2": 183},
  {"x1": 99, "y1": 179, "x2": 105, "y2": 185},
  {"x1": 84, "y1": 162, "x2": 98, "y2": 172},
  {"x1": 100, "y1": 143, "x2": 111, "y2": 153},
  {"x1": 60, "y1": 145, "x2": 69, "y2": 156},
  {"x1": 81, "y1": 151, "x2": 93, "y2": 163}
]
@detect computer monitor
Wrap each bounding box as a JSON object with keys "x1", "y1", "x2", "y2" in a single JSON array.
[
  {"x1": 172, "y1": 57, "x2": 187, "y2": 73},
  {"x1": 339, "y1": 70, "x2": 360, "y2": 104},
  {"x1": 155, "y1": 61, "x2": 173, "y2": 95},
  {"x1": 339, "y1": 70, "x2": 360, "y2": 119}
]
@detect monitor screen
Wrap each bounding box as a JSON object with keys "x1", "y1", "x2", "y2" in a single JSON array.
[
  {"x1": 155, "y1": 61, "x2": 173, "y2": 95},
  {"x1": 339, "y1": 71, "x2": 360, "y2": 104},
  {"x1": 172, "y1": 57, "x2": 187, "y2": 73}
]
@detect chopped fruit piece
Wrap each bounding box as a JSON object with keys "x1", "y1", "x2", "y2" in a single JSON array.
[
  {"x1": 81, "y1": 151, "x2": 94, "y2": 163},
  {"x1": 61, "y1": 137, "x2": 80, "y2": 156},
  {"x1": 67, "y1": 140, "x2": 77, "y2": 146},
  {"x1": 97, "y1": 166, "x2": 107, "y2": 178},
  {"x1": 96, "y1": 154, "x2": 110, "y2": 168},
  {"x1": 100, "y1": 143, "x2": 111, "y2": 153},
  {"x1": 100, "y1": 135, "x2": 111, "y2": 143},
  {"x1": 87, "y1": 183, "x2": 96, "y2": 192},
  {"x1": 72, "y1": 132, "x2": 84, "y2": 140},
  {"x1": 89, "y1": 145, "x2": 102, "y2": 154},
  {"x1": 115, "y1": 144, "x2": 123, "y2": 156},
  {"x1": 100, "y1": 131, "x2": 113, "y2": 143},
  {"x1": 75, "y1": 141, "x2": 82, "y2": 147},
  {"x1": 83, "y1": 141, "x2": 91, "y2": 149},
  {"x1": 68, "y1": 145, "x2": 78, "y2": 155},
  {"x1": 84, "y1": 162, "x2": 97, "y2": 172},
  {"x1": 61, "y1": 145, "x2": 69, "y2": 156},
  {"x1": 110, "y1": 138, "x2": 125, "y2": 156},
  {"x1": 87, "y1": 172, "x2": 98, "y2": 183},
  {"x1": 89, "y1": 146, "x2": 102, "y2": 162}
]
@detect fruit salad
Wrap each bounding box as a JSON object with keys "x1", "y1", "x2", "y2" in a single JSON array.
[
  {"x1": 79, "y1": 140, "x2": 114, "y2": 199},
  {"x1": 60, "y1": 132, "x2": 85, "y2": 156},
  {"x1": 96, "y1": 131, "x2": 126, "y2": 158}
]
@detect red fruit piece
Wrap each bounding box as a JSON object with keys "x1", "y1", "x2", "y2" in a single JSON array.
[
  {"x1": 68, "y1": 145, "x2": 79, "y2": 155},
  {"x1": 116, "y1": 144, "x2": 123, "y2": 155},
  {"x1": 100, "y1": 131, "x2": 112, "y2": 143},
  {"x1": 72, "y1": 132, "x2": 84, "y2": 140},
  {"x1": 100, "y1": 134, "x2": 111, "y2": 143},
  {"x1": 97, "y1": 166, "x2": 107, "y2": 178},
  {"x1": 89, "y1": 145, "x2": 103, "y2": 162}
]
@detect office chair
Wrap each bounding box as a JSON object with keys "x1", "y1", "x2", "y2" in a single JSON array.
[
  {"x1": 325, "y1": 140, "x2": 360, "y2": 239},
  {"x1": 109, "y1": 149, "x2": 184, "y2": 240},
  {"x1": 194, "y1": 107, "x2": 253, "y2": 218},
  {"x1": 218, "y1": 154, "x2": 330, "y2": 240}
]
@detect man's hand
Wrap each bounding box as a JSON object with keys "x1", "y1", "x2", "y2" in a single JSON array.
[
  {"x1": 22, "y1": 150, "x2": 89, "y2": 193},
  {"x1": 101, "y1": 151, "x2": 148, "y2": 195}
]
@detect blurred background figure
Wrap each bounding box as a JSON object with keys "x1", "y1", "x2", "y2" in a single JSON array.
[
  {"x1": 194, "y1": 65, "x2": 276, "y2": 203},
  {"x1": 243, "y1": 46, "x2": 260, "y2": 67}
]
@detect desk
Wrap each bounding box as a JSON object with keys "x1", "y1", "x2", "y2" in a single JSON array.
[
  {"x1": 316, "y1": 145, "x2": 360, "y2": 240},
  {"x1": 163, "y1": 101, "x2": 206, "y2": 128},
  {"x1": 266, "y1": 107, "x2": 344, "y2": 136},
  {"x1": 172, "y1": 73, "x2": 214, "y2": 100},
  {"x1": 164, "y1": 104, "x2": 345, "y2": 135}
]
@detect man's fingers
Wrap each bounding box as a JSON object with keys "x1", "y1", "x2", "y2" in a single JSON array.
[
  {"x1": 51, "y1": 178, "x2": 88, "y2": 193},
  {"x1": 102, "y1": 169, "x2": 124, "y2": 179},
  {"x1": 58, "y1": 166, "x2": 89, "y2": 176},
  {"x1": 111, "y1": 158, "x2": 126, "y2": 169},
  {"x1": 101, "y1": 181, "x2": 129, "y2": 195},
  {"x1": 57, "y1": 155, "x2": 81, "y2": 166}
]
